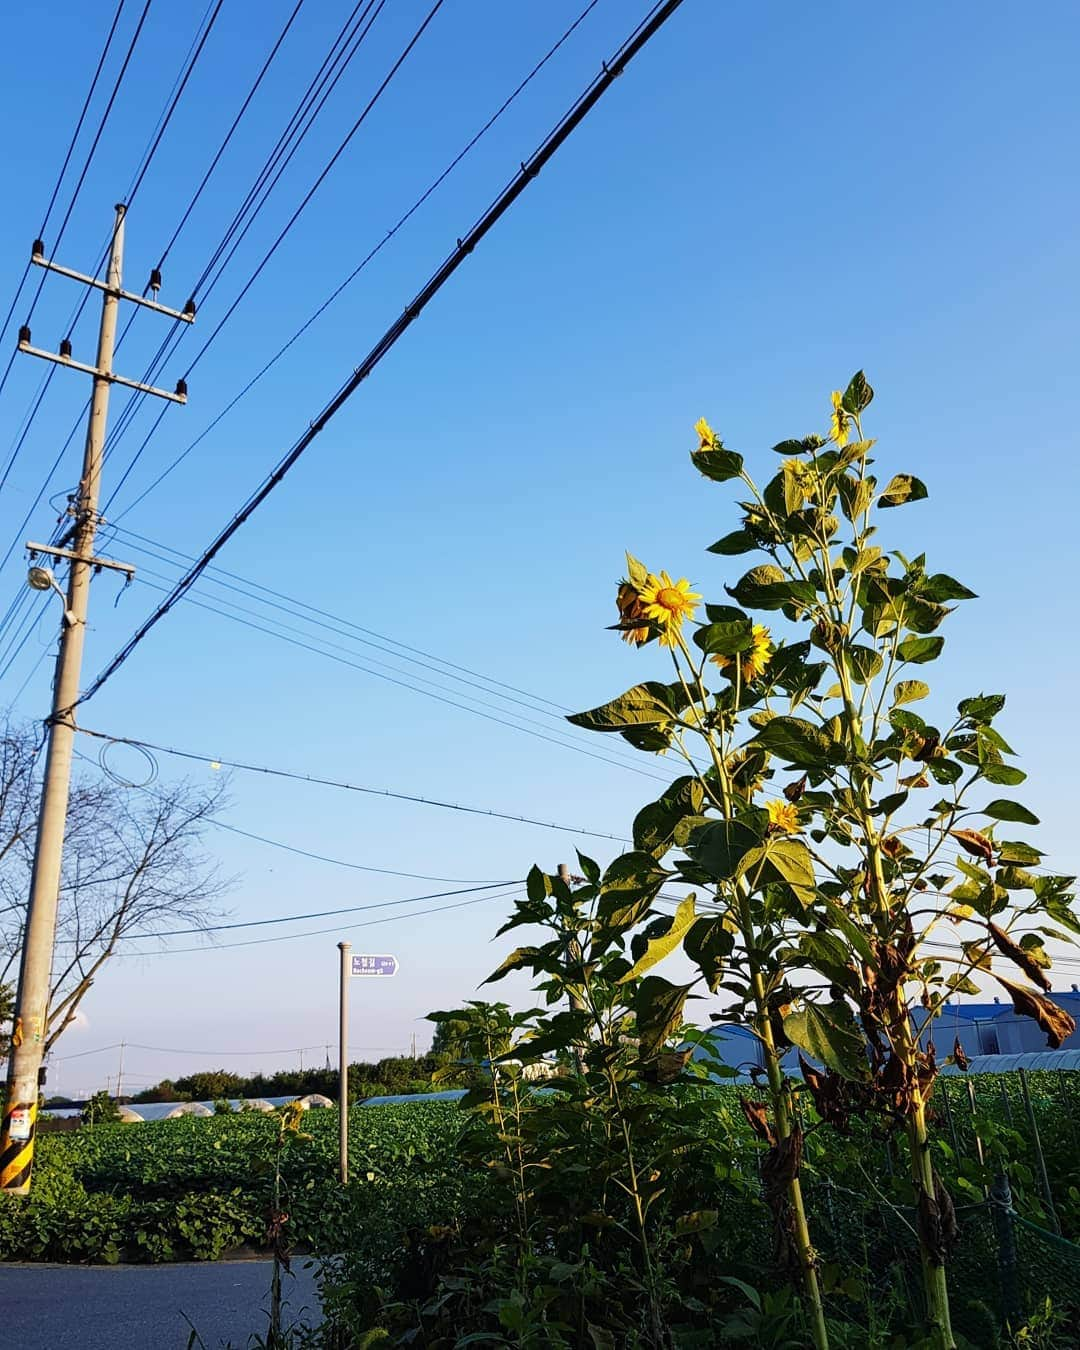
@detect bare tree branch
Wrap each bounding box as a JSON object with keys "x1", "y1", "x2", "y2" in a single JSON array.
[{"x1": 0, "y1": 719, "x2": 233, "y2": 1054}]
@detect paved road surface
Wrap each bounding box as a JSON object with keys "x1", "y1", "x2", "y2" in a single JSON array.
[{"x1": 0, "y1": 1259, "x2": 322, "y2": 1349}]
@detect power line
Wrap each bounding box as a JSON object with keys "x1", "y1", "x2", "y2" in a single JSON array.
[
  {"x1": 178, "y1": 0, "x2": 445, "y2": 383},
  {"x1": 124, "y1": 886, "x2": 522, "y2": 956},
  {"x1": 208, "y1": 818, "x2": 507, "y2": 885},
  {"x1": 152, "y1": 0, "x2": 310, "y2": 274},
  {"x1": 112, "y1": 880, "x2": 518, "y2": 941},
  {"x1": 190, "y1": 0, "x2": 385, "y2": 298},
  {"x1": 77, "y1": 0, "x2": 686, "y2": 707},
  {"x1": 127, "y1": 569, "x2": 667, "y2": 782},
  {"x1": 107, "y1": 0, "x2": 604, "y2": 519},
  {"x1": 0, "y1": 0, "x2": 150, "y2": 412},
  {"x1": 75, "y1": 725, "x2": 632, "y2": 843},
  {"x1": 0, "y1": 0, "x2": 128, "y2": 391},
  {"x1": 94, "y1": 0, "x2": 400, "y2": 512},
  {"x1": 112, "y1": 525, "x2": 569, "y2": 713},
  {"x1": 122, "y1": 0, "x2": 225, "y2": 208}
]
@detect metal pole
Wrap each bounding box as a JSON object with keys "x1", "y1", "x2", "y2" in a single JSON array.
[
  {"x1": 338, "y1": 941, "x2": 350, "y2": 1184},
  {"x1": 966, "y1": 1078, "x2": 988, "y2": 1197},
  {"x1": 0, "y1": 206, "x2": 125, "y2": 1195},
  {"x1": 1018, "y1": 1067, "x2": 1060, "y2": 1234},
  {"x1": 116, "y1": 1041, "x2": 125, "y2": 1101}
]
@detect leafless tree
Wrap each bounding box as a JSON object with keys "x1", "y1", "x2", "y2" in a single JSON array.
[{"x1": 0, "y1": 720, "x2": 230, "y2": 1051}]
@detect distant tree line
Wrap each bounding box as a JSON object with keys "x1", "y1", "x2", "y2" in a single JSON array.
[{"x1": 128, "y1": 1054, "x2": 464, "y2": 1105}]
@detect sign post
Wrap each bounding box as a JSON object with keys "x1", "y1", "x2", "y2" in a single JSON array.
[
  {"x1": 337, "y1": 947, "x2": 398, "y2": 1185},
  {"x1": 337, "y1": 942, "x2": 350, "y2": 1184}
]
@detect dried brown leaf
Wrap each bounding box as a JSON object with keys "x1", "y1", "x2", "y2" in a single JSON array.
[
  {"x1": 739, "y1": 1097, "x2": 775, "y2": 1146},
  {"x1": 988, "y1": 923, "x2": 1052, "y2": 992},
  {"x1": 995, "y1": 976, "x2": 1076, "y2": 1049},
  {"x1": 951, "y1": 828, "x2": 995, "y2": 867}
]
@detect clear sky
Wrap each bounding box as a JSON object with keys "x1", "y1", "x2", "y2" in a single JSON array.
[{"x1": 0, "y1": 1, "x2": 1077, "y2": 1098}]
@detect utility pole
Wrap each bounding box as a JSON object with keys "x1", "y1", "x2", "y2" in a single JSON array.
[
  {"x1": 116, "y1": 1041, "x2": 125, "y2": 1101},
  {"x1": 0, "y1": 205, "x2": 192, "y2": 1195},
  {"x1": 338, "y1": 941, "x2": 351, "y2": 1185}
]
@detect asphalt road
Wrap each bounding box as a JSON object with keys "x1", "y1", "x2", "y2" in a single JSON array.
[{"x1": 0, "y1": 1258, "x2": 322, "y2": 1349}]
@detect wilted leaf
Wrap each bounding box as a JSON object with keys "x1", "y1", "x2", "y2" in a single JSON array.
[
  {"x1": 988, "y1": 923, "x2": 1052, "y2": 992},
  {"x1": 739, "y1": 1098, "x2": 775, "y2": 1145},
  {"x1": 783, "y1": 774, "x2": 808, "y2": 803},
  {"x1": 994, "y1": 976, "x2": 1076, "y2": 1048},
  {"x1": 952, "y1": 1038, "x2": 968, "y2": 1071},
  {"x1": 951, "y1": 829, "x2": 995, "y2": 867}
]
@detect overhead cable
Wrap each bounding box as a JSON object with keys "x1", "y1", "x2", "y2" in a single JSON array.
[
  {"x1": 0, "y1": 0, "x2": 129, "y2": 408},
  {"x1": 77, "y1": 0, "x2": 686, "y2": 707},
  {"x1": 107, "y1": 0, "x2": 604, "y2": 517},
  {"x1": 123, "y1": 887, "x2": 522, "y2": 956},
  {"x1": 74, "y1": 725, "x2": 632, "y2": 843}
]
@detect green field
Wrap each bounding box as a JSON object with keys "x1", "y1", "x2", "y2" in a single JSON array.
[
  {"x1": 3, "y1": 1077, "x2": 1079, "y2": 1346},
  {"x1": 0, "y1": 1102, "x2": 470, "y2": 1264}
]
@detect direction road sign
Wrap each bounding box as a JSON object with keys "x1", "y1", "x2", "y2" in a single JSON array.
[{"x1": 350, "y1": 954, "x2": 398, "y2": 978}]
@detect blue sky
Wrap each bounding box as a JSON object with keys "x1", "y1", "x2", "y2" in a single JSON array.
[{"x1": 0, "y1": 1, "x2": 1077, "y2": 1097}]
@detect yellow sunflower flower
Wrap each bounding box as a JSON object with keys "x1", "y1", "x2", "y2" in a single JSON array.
[
  {"x1": 829, "y1": 390, "x2": 851, "y2": 448},
  {"x1": 694, "y1": 417, "x2": 718, "y2": 450},
  {"x1": 766, "y1": 798, "x2": 802, "y2": 834},
  {"x1": 615, "y1": 580, "x2": 651, "y2": 647},
  {"x1": 638, "y1": 571, "x2": 700, "y2": 647},
  {"x1": 712, "y1": 623, "x2": 772, "y2": 682}
]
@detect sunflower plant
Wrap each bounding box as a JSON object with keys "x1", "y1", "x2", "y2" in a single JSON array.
[{"x1": 568, "y1": 373, "x2": 1077, "y2": 1350}]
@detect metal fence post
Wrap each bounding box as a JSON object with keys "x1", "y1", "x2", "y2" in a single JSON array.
[{"x1": 990, "y1": 1171, "x2": 1023, "y2": 1330}]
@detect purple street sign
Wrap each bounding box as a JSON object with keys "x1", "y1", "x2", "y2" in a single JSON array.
[{"x1": 350, "y1": 954, "x2": 398, "y2": 978}]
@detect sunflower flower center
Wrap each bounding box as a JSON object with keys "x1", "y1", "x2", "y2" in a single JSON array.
[{"x1": 656, "y1": 587, "x2": 683, "y2": 612}]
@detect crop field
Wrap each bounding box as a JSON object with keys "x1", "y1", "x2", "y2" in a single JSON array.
[{"x1": 0, "y1": 1102, "x2": 469, "y2": 1264}]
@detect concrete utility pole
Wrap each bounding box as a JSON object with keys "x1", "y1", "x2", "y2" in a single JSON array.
[
  {"x1": 0, "y1": 206, "x2": 193, "y2": 1195},
  {"x1": 116, "y1": 1041, "x2": 125, "y2": 1101},
  {"x1": 338, "y1": 941, "x2": 351, "y2": 1184}
]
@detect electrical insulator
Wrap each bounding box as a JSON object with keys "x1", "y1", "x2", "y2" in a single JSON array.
[
  {"x1": 149, "y1": 268, "x2": 162, "y2": 293},
  {"x1": 18, "y1": 325, "x2": 30, "y2": 345},
  {"x1": 32, "y1": 239, "x2": 44, "y2": 258},
  {"x1": 175, "y1": 378, "x2": 188, "y2": 399},
  {"x1": 183, "y1": 298, "x2": 196, "y2": 319},
  {"x1": 59, "y1": 337, "x2": 73, "y2": 358}
]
